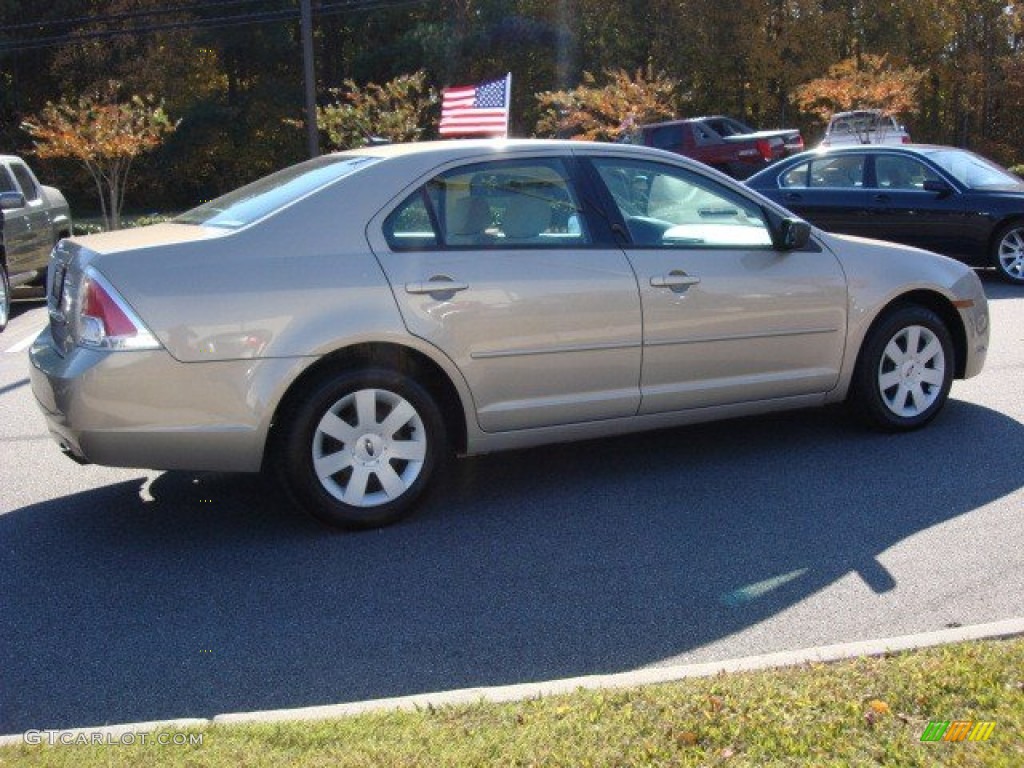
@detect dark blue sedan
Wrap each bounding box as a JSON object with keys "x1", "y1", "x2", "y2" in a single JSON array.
[{"x1": 745, "y1": 145, "x2": 1024, "y2": 283}]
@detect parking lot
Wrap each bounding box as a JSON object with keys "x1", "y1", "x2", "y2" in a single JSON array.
[{"x1": 2, "y1": 275, "x2": 1022, "y2": 734}]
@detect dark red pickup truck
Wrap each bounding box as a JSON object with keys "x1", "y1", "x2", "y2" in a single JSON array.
[{"x1": 636, "y1": 116, "x2": 800, "y2": 179}]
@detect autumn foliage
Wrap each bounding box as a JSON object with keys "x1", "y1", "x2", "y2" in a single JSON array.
[
  {"x1": 534, "y1": 68, "x2": 680, "y2": 142},
  {"x1": 317, "y1": 71, "x2": 438, "y2": 151},
  {"x1": 792, "y1": 55, "x2": 925, "y2": 124},
  {"x1": 22, "y1": 82, "x2": 177, "y2": 230}
]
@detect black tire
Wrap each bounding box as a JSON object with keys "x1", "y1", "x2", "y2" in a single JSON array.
[
  {"x1": 275, "y1": 368, "x2": 448, "y2": 530},
  {"x1": 0, "y1": 261, "x2": 10, "y2": 333},
  {"x1": 849, "y1": 305, "x2": 954, "y2": 432},
  {"x1": 992, "y1": 222, "x2": 1024, "y2": 284}
]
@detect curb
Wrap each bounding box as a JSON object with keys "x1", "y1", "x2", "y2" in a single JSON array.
[{"x1": 3, "y1": 617, "x2": 1022, "y2": 744}]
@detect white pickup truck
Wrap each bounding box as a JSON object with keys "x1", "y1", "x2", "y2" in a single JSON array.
[{"x1": 1, "y1": 154, "x2": 72, "y2": 331}]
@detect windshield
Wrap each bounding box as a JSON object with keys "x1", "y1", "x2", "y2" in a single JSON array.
[
  {"x1": 923, "y1": 149, "x2": 1024, "y2": 190},
  {"x1": 175, "y1": 155, "x2": 380, "y2": 229}
]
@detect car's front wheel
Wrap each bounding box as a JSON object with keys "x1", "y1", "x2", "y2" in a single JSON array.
[
  {"x1": 993, "y1": 222, "x2": 1024, "y2": 283},
  {"x1": 0, "y1": 261, "x2": 11, "y2": 333},
  {"x1": 276, "y1": 368, "x2": 447, "y2": 529},
  {"x1": 849, "y1": 305, "x2": 954, "y2": 431}
]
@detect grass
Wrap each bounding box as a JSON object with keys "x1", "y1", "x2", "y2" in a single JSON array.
[
  {"x1": 2, "y1": 637, "x2": 1021, "y2": 767},
  {"x1": 72, "y1": 213, "x2": 175, "y2": 236}
]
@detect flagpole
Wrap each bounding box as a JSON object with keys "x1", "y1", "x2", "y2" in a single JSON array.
[{"x1": 504, "y1": 72, "x2": 512, "y2": 139}]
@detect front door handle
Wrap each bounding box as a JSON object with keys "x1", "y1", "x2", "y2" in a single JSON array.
[
  {"x1": 651, "y1": 271, "x2": 701, "y2": 290},
  {"x1": 405, "y1": 276, "x2": 469, "y2": 295}
]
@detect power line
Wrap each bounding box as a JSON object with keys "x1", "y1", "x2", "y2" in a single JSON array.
[
  {"x1": 0, "y1": 0, "x2": 281, "y2": 34},
  {"x1": 0, "y1": 0, "x2": 426, "y2": 54}
]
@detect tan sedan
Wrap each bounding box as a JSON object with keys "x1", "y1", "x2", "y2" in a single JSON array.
[{"x1": 30, "y1": 140, "x2": 990, "y2": 528}]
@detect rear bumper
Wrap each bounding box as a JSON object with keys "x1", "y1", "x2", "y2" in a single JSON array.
[{"x1": 29, "y1": 326, "x2": 278, "y2": 473}]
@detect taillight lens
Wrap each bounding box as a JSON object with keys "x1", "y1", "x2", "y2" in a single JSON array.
[
  {"x1": 756, "y1": 139, "x2": 773, "y2": 161},
  {"x1": 76, "y1": 268, "x2": 160, "y2": 351}
]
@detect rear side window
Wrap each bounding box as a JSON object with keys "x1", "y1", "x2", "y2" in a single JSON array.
[
  {"x1": 385, "y1": 158, "x2": 589, "y2": 250},
  {"x1": 10, "y1": 163, "x2": 40, "y2": 201},
  {"x1": 874, "y1": 155, "x2": 941, "y2": 190},
  {"x1": 782, "y1": 156, "x2": 865, "y2": 188},
  {"x1": 385, "y1": 191, "x2": 439, "y2": 250}
]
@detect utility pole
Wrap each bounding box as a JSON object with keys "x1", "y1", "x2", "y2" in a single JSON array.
[{"x1": 300, "y1": 0, "x2": 319, "y2": 157}]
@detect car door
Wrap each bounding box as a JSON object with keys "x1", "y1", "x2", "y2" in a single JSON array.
[
  {"x1": 1, "y1": 164, "x2": 37, "y2": 276},
  {"x1": 773, "y1": 153, "x2": 876, "y2": 237},
  {"x1": 585, "y1": 154, "x2": 847, "y2": 415},
  {"x1": 367, "y1": 154, "x2": 643, "y2": 433},
  {"x1": 6, "y1": 161, "x2": 53, "y2": 275},
  {"x1": 865, "y1": 153, "x2": 977, "y2": 255}
]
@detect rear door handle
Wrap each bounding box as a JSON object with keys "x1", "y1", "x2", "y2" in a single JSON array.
[
  {"x1": 784, "y1": 192, "x2": 803, "y2": 202},
  {"x1": 650, "y1": 272, "x2": 700, "y2": 290},
  {"x1": 405, "y1": 277, "x2": 469, "y2": 295}
]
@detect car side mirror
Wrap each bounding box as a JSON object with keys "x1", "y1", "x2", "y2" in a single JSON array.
[
  {"x1": 0, "y1": 191, "x2": 26, "y2": 210},
  {"x1": 922, "y1": 179, "x2": 954, "y2": 196},
  {"x1": 774, "y1": 217, "x2": 811, "y2": 251}
]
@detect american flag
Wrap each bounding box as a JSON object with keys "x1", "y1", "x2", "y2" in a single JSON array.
[{"x1": 439, "y1": 75, "x2": 510, "y2": 137}]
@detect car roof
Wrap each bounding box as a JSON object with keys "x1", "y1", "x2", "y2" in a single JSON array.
[
  {"x1": 829, "y1": 109, "x2": 889, "y2": 119},
  {"x1": 779, "y1": 144, "x2": 952, "y2": 161},
  {"x1": 342, "y1": 138, "x2": 593, "y2": 161}
]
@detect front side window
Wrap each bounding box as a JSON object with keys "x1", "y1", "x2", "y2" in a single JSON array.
[
  {"x1": 592, "y1": 158, "x2": 772, "y2": 248},
  {"x1": 648, "y1": 125, "x2": 683, "y2": 151},
  {"x1": 0, "y1": 166, "x2": 16, "y2": 194},
  {"x1": 385, "y1": 158, "x2": 589, "y2": 250},
  {"x1": 874, "y1": 155, "x2": 941, "y2": 190}
]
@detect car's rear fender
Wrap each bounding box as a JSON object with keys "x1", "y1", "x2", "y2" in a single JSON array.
[{"x1": 263, "y1": 340, "x2": 472, "y2": 465}]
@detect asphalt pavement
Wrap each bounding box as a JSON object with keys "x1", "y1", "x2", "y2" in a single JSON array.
[{"x1": 1, "y1": 275, "x2": 1022, "y2": 734}]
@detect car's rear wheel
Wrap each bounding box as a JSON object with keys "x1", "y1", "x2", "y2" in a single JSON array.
[
  {"x1": 849, "y1": 305, "x2": 954, "y2": 431},
  {"x1": 276, "y1": 368, "x2": 447, "y2": 529},
  {"x1": 993, "y1": 222, "x2": 1024, "y2": 283},
  {"x1": 0, "y1": 261, "x2": 11, "y2": 333}
]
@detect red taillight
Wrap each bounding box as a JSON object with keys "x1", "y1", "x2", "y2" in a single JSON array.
[
  {"x1": 792, "y1": 136, "x2": 804, "y2": 152},
  {"x1": 901, "y1": 135, "x2": 912, "y2": 144},
  {"x1": 83, "y1": 276, "x2": 138, "y2": 338},
  {"x1": 756, "y1": 139, "x2": 774, "y2": 161},
  {"x1": 76, "y1": 268, "x2": 159, "y2": 350}
]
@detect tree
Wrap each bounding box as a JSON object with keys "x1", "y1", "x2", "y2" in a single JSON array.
[
  {"x1": 22, "y1": 82, "x2": 177, "y2": 229},
  {"x1": 534, "y1": 67, "x2": 680, "y2": 141},
  {"x1": 792, "y1": 54, "x2": 926, "y2": 130},
  {"x1": 316, "y1": 71, "x2": 438, "y2": 150}
]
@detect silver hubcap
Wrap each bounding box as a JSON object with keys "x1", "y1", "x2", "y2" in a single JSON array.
[
  {"x1": 312, "y1": 388, "x2": 427, "y2": 508},
  {"x1": 998, "y1": 229, "x2": 1024, "y2": 280},
  {"x1": 877, "y1": 325, "x2": 946, "y2": 418}
]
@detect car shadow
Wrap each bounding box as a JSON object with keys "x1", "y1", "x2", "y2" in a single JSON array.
[
  {"x1": 979, "y1": 270, "x2": 1023, "y2": 300},
  {"x1": 1, "y1": 399, "x2": 1022, "y2": 732}
]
